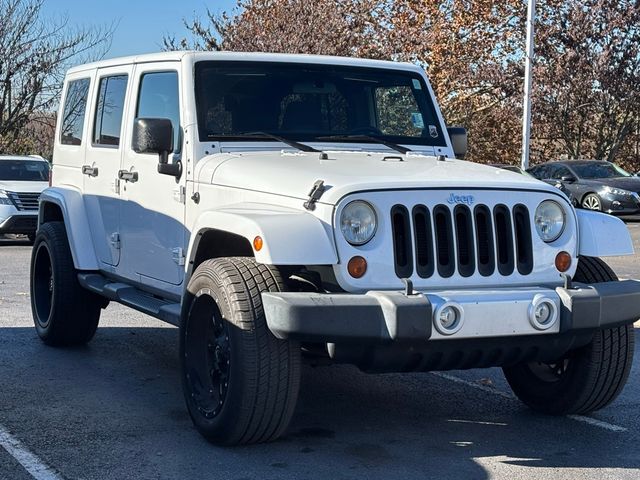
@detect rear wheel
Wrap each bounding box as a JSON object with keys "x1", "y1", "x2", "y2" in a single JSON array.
[
  {"x1": 180, "y1": 257, "x2": 301, "y2": 445},
  {"x1": 30, "y1": 222, "x2": 103, "y2": 346},
  {"x1": 503, "y1": 256, "x2": 635, "y2": 414}
]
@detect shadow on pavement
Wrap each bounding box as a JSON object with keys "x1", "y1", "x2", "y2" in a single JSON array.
[
  {"x1": 0, "y1": 236, "x2": 32, "y2": 247},
  {"x1": 0, "y1": 326, "x2": 638, "y2": 480}
]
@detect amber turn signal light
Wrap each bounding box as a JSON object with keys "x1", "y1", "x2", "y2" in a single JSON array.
[
  {"x1": 555, "y1": 251, "x2": 571, "y2": 272},
  {"x1": 347, "y1": 256, "x2": 367, "y2": 278},
  {"x1": 253, "y1": 236, "x2": 263, "y2": 251}
]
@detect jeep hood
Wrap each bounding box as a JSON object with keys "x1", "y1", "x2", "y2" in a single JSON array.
[{"x1": 197, "y1": 150, "x2": 558, "y2": 205}]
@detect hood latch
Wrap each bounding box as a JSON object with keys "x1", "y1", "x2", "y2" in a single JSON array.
[{"x1": 304, "y1": 180, "x2": 326, "y2": 211}]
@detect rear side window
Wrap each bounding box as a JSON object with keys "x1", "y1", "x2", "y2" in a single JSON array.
[
  {"x1": 93, "y1": 75, "x2": 128, "y2": 146},
  {"x1": 136, "y1": 71, "x2": 180, "y2": 151},
  {"x1": 60, "y1": 78, "x2": 90, "y2": 145}
]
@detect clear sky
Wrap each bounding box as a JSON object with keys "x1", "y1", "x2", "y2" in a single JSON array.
[{"x1": 40, "y1": 0, "x2": 239, "y2": 60}]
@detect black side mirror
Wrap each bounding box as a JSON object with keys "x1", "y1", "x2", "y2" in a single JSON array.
[
  {"x1": 447, "y1": 127, "x2": 467, "y2": 159},
  {"x1": 561, "y1": 175, "x2": 576, "y2": 183},
  {"x1": 132, "y1": 118, "x2": 181, "y2": 178}
]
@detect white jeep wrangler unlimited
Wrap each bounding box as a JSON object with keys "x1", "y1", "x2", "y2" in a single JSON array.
[{"x1": 31, "y1": 51, "x2": 639, "y2": 445}]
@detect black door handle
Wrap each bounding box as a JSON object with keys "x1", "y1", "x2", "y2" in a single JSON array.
[
  {"x1": 118, "y1": 170, "x2": 139, "y2": 183},
  {"x1": 82, "y1": 165, "x2": 99, "y2": 177}
]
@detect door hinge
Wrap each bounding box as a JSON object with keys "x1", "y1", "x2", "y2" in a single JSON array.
[
  {"x1": 110, "y1": 232, "x2": 121, "y2": 250},
  {"x1": 172, "y1": 247, "x2": 185, "y2": 266},
  {"x1": 111, "y1": 178, "x2": 121, "y2": 194},
  {"x1": 173, "y1": 185, "x2": 186, "y2": 204}
]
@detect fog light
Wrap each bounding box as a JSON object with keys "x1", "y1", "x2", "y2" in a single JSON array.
[
  {"x1": 535, "y1": 302, "x2": 551, "y2": 324},
  {"x1": 555, "y1": 251, "x2": 572, "y2": 272},
  {"x1": 434, "y1": 302, "x2": 464, "y2": 335},
  {"x1": 529, "y1": 295, "x2": 558, "y2": 330},
  {"x1": 347, "y1": 256, "x2": 367, "y2": 278}
]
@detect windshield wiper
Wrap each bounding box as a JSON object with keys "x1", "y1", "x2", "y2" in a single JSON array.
[
  {"x1": 211, "y1": 132, "x2": 320, "y2": 153},
  {"x1": 316, "y1": 134, "x2": 412, "y2": 154}
]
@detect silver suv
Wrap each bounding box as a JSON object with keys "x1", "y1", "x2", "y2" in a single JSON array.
[{"x1": 0, "y1": 155, "x2": 49, "y2": 240}]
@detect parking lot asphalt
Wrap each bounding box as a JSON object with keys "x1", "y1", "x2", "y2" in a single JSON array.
[{"x1": 1, "y1": 223, "x2": 640, "y2": 480}]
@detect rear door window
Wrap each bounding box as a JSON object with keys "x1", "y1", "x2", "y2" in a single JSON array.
[{"x1": 93, "y1": 75, "x2": 128, "y2": 146}]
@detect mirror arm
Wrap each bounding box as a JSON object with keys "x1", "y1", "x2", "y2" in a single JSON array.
[{"x1": 157, "y1": 150, "x2": 182, "y2": 178}]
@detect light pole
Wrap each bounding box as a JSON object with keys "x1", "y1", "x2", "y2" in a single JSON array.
[{"x1": 521, "y1": 0, "x2": 535, "y2": 170}]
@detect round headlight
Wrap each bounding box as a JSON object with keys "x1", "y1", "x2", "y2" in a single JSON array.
[
  {"x1": 340, "y1": 200, "x2": 377, "y2": 246},
  {"x1": 534, "y1": 200, "x2": 565, "y2": 242}
]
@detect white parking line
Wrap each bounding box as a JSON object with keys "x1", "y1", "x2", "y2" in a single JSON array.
[
  {"x1": 566, "y1": 415, "x2": 627, "y2": 432},
  {"x1": 0, "y1": 424, "x2": 62, "y2": 480},
  {"x1": 431, "y1": 371, "x2": 627, "y2": 432}
]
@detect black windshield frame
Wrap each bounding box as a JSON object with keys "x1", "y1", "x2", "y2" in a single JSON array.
[
  {"x1": 194, "y1": 61, "x2": 447, "y2": 148},
  {"x1": 0, "y1": 160, "x2": 50, "y2": 181}
]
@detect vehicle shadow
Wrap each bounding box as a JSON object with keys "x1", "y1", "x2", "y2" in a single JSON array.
[
  {"x1": 621, "y1": 215, "x2": 640, "y2": 223},
  {"x1": 0, "y1": 326, "x2": 638, "y2": 480},
  {"x1": 0, "y1": 237, "x2": 32, "y2": 246}
]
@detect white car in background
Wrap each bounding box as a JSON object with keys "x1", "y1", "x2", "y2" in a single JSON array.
[{"x1": 0, "y1": 155, "x2": 50, "y2": 241}]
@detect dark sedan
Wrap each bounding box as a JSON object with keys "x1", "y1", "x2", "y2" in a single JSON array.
[{"x1": 527, "y1": 160, "x2": 640, "y2": 215}]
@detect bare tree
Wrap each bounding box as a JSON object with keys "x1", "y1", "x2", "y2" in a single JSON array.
[
  {"x1": 0, "y1": 0, "x2": 112, "y2": 156},
  {"x1": 164, "y1": 0, "x2": 387, "y2": 58},
  {"x1": 533, "y1": 0, "x2": 640, "y2": 169}
]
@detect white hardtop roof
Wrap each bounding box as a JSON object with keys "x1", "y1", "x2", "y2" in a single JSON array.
[
  {"x1": 66, "y1": 51, "x2": 421, "y2": 74},
  {"x1": 0, "y1": 155, "x2": 48, "y2": 162}
]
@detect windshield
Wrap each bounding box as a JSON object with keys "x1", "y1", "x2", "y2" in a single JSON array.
[
  {"x1": 0, "y1": 160, "x2": 49, "y2": 181},
  {"x1": 194, "y1": 61, "x2": 446, "y2": 148},
  {"x1": 571, "y1": 162, "x2": 631, "y2": 179}
]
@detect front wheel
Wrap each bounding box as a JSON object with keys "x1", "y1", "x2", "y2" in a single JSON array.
[
  {"x1": 581, "y1": 193, "x2": 602, "y2": 211},
  {"x1": 503, "y1": 256, "x2": 635, "y2": 415},
  {"x1": 180, "y1": 257, "x2": 301, "y2": 445}
]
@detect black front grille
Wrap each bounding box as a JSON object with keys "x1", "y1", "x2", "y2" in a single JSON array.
[
  {"x1": 391, "y1": 203, "x2": 533, "y2": 279},
  {"x1": 6, "y1": 191, "x2": 40, "y2": 211}
]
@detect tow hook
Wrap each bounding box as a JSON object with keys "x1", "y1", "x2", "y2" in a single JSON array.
[
  {"x1": 402, "y1": 278, "x2": 414, "y2": 296},
  {"x1": 561, "y1": 273, "x2": 574, "y2": 290}
]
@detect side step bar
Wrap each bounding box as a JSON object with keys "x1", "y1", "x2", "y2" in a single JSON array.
[{"x1": 78, "y1": 273, "x2": 181, "y2": 326}]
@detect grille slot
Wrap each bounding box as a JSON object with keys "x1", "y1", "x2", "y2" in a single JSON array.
[
  {"x1": 6, "y1": 191, "x2": 40, "y2": 211},
  {"x1": 493, "y1": 204, "x2": 515, "y2": 276},
  {"x1": 391, "y1": 205, "x2": 413, "y2": 278},
  {"x1": 412, "y1": 205, "x2": 434, "y2": 278},
  {"x1": 433, "y1": 205, "x2": 455, "y2": 278},
  {"x1": 474, "y1": 205, "x2": 495, "y2": 276},
  {"x1": 390, "y1": 201, "x2": 532, "y2": 280},
  {"x1": 513, "y1": 204, "x2": 534, "y2": 275},
  {"x1": 454, "y1": 205, "x2": 475, "y2": 277}
]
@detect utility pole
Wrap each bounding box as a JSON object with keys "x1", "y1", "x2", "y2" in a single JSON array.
[{"x1": 521, "y1": 0, "x2": 536, "y2": 170}]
